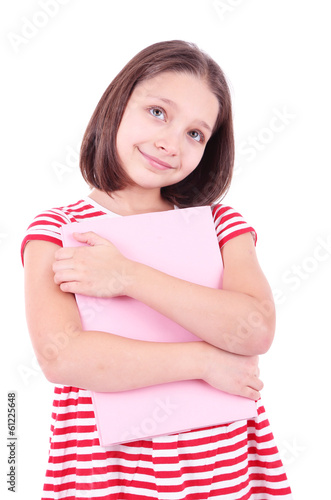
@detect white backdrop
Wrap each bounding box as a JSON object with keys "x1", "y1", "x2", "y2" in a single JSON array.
[{"x1": 1, "y1": 0, "x2": 330, "y2": 498}]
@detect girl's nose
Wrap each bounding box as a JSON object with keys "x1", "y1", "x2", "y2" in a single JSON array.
[{"x1": 154, "y1": 129, "x2": 181, "y2": 156}]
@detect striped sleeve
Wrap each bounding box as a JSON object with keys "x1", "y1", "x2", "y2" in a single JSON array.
[
  {"x1": 20, "y1": 208, "x2": 72, "y2": 265},
  {"x1": 212, "y1": 204, "x2": 257, "y2": 249}
]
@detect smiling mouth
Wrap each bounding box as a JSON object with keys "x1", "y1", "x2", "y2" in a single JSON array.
[{"x1": 138, "y1": 149, "x2": 175, "y2": 170}]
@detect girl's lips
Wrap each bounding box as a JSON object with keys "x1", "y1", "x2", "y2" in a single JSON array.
[{"x1": 139, "y1": 149, "x2": 174, "y2": 170}]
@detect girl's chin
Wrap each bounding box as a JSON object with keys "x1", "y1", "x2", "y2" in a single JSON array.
[{"x1": 124, "y1": 170, "x2": 178, "y2": 190}]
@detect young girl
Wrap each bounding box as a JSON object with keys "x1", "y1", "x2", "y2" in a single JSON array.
[{"x1": 22, "y1": 40, "x2": 292, "y2": 499}]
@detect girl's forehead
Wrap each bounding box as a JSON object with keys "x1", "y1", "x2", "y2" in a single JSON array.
[
  {"x1": 135, "y1": 71, "x2": 205, "y2": 91},
  {"x1": 132, "y1": 71, "x2": 217, "y2": 105}
]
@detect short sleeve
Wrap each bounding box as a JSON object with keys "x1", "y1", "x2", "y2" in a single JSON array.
[
  {"x1": 20, "y1": 199, "x2": 111, "y2": 265},
  {"x1": 20, "y1": 208, "x2": 71, "y2": 265},
  {"x1": 211, "y1": 204, "x2": 257, "y2": 249}
]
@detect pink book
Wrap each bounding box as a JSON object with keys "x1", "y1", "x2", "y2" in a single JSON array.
[{"x1": 61, "y1": 206, "x2": 257, "y2": 445}]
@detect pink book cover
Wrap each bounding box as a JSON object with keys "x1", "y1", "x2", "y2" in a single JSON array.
[{"x1": 61, "y1": 206, "x2": 257, "y2": 445}]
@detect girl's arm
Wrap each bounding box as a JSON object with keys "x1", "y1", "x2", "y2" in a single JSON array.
[
  {"x1": 54, "y1": 231, "x2": 276, "y2": 356},
  {"x1": 24, "y1": 240, "x2": 263, "y2": 400},
  {"x1": 128, "y1": 232, "x2": 276, "y2": 355}
]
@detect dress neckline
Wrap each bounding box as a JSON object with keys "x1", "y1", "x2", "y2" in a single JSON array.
[{"x1": 85, "y1": 195, "x2": 178, "y2": 217}]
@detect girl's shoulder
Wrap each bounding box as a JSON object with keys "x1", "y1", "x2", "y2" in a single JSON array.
[
  {"x1": 211, "y1": 203, "x2": 257, "y2": 249},
  {"x1": 21, "y1": 199, "x2": 108, "y2": 264}
]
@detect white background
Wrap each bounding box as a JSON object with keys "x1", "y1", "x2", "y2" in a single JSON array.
[{"x1": 1, "y1": 0, "x2": 330, "y2": 498}]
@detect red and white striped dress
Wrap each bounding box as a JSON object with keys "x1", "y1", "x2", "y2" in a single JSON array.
[{"x1": 21, "y1": 198, "x2": 293, "y2": 500}]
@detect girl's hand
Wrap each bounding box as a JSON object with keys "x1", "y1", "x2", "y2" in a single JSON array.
[
  {"x1": 53, "y1": 232, "x2": 133, "y2": 297},
  {"x1": 202, "y1": 344, "x2": 263, "y2": 400}
]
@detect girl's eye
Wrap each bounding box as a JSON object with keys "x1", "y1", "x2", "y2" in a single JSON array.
[
  {"x1": 188, "y1": 130, "x2": 205, "y2": 143},
  {"x1": 149, "y1": 107, "x2": 165, "y2": 120}
]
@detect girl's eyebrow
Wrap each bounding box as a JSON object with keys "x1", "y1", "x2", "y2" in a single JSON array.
[
  {"x1": 146, "y1": 95, "x2": 212, "y2": 133},
  {"x1": 146, "y1": 95, "x2": 176, "y2": 108}
]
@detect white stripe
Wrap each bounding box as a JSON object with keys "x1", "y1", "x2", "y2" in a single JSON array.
[
  {"x1": 43, "y1": 484, "x2": 157, "y2": 499},
  {"x1": 48, "y1": 458, "x2": 154, "y2": 472},
  {"x1": 215, "y1": 215, "x2": 250, "y2": 234},
  {"x1": 25, "y1": 227, "x2": 62, "y2": 238},
  {"x1": 151, "y1": 460, "x2": 249, "y2": 487},
  {"x1": 51, "y1": 417, "x2": 96, "y2": 428},
  {"x1": 151, "y1": 432, "x2": 248, "y2": 459},
  {"x1": 248, "y1": 465, "x2": 289, "y2": 478},
  {"x1": 33, "y1": 211, "x2": 70, "y2": 223},
  {"x1": 253, "y1": 494, "x2": 293, "y2": 500},
  {"x1": 49, "y1": 444, "x2": 154, "y2": 461}
]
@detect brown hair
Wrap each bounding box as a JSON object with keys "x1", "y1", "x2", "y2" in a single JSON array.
[{"x1": 80, "y1": 40, "x2": 234, "y2": 207}]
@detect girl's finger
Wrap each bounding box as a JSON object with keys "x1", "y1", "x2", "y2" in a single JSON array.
[
  {"x1": 73, "y1": 232, "x2": 111, "y2": 246},
  {"x1": 54, "y1": 247, "x2": 75, "y2": 261},
  {"x1": 54, "y1": 269, "x2": 79, "y2": 286}
]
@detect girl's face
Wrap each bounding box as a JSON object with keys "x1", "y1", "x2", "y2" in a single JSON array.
[{"x1": 116, "y1": 71, "x2": 219, "y2": 192}]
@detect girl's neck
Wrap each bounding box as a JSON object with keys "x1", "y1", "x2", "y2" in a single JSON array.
[{"x1": 88, "y1": 188, "x2": 174, "y2": 216}]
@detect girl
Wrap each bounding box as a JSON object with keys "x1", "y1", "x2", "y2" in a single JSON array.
[{"x1": 22, "y1": 40, "x2": 293, "y2": 499}]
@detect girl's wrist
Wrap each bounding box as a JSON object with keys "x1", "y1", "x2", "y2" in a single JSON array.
[
  {"x1": 194, "y1": 341, "x2": 214, "y2": 382},
  {"x1": 168, "y1": 341, "x2": 207, "y2": 383},
  {"x1": 122, "y1": 259, "x2": 149, "y2": 298},
  {"x1": 105, "y1": 257, "x2": 142, "y2": 298}
]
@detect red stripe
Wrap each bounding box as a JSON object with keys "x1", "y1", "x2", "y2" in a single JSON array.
[
  {"x1": 28, "y1": 218, "x2": 63, "y2": 229},
  {"x1": 248, "y1": 458, "x2": 285, "y2": 469},
  {"x1": 211, "y1": 203, "x2": 231, "y2": 219},
  {"x1": 247, "y1": 431, "x2": 274, "y2": 444},
  {"x1": 220, "y1": 211, "x2": 243, "y2": 224},
  {"x1": 65, "y1": 203, "x2": 96, "y2": 213},
  {"x1": 21, "y1": 234, "x2": 62, "y2": 263},
  {"x1": 54, "y1": 386, "x2": 80, "y2": 394},
  {"x1": 156, "y1": 452, "x2": 249, "y2": 478},
  {"x1": 250, "y1": 472, "x2": 289, "y2": 483},
  {"x1": 43, "y1": 481, "x2": 291, "y2": 500},
  {"x1": 52, "y1": 411, "x2": 95, "y2": 421},
  {"x1": 152, "y1": 422, "x2": 248, "y2": 450},
  {"x1": 73, "y1": 211, "x2": 106, "y2": 219},
  {"x1": 248, "y1": 444, "x2": 279, "y2": 457},
  {"x1": 55, "y1": 396, "x2": 93, "y2": 407},
  {"x1": 51, "y1": 438, "x2": 99, "y2": 449},
  {"x1": 247, "y1": 419, "x2": 270, "y2": 432},
  {"x1": 156, "y1": 476, "x2": 250, "y2": 495},
  {"x1": 153, "y1": 438, "x2": 248, "y2": 465},
  {"x1": 251, "y1": 485, "x2": 292, "y2": 495},
  {"x1": 220, "y1": 228, "x2": 255, "y2": 247},
  {"x1": 215, "y1": 220, "x2": 248, "y2": 236},
  {"x1": 43, "y1": 494, "x2": 157, "y2": 500},
  {"x1": 256, "y1": 402, "x2": 265, "y2": 414},
  {"x1": 64, "y1": 200, "x2": 85, "y2": 208},
  {"x1": 53, "y1": 425, "x2": 96, "y2": 435}
]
